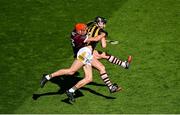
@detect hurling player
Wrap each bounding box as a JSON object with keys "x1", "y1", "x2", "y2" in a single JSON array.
[
  {"x1": 86, "y1": 16, "x2": 132, "y2": 92},
  {"x1": 40, "y1": 23, "x2": 105, "y2": 102},
  {"x1": 87, "y1": 16, "x2": 132, "y2": 68}
]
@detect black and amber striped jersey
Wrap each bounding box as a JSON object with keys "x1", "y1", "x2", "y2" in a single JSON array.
[{"x1": 86, "y1": 22, "x2": 108, "y2": 50}]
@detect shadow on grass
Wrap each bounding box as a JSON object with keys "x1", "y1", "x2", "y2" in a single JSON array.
[{"x1": 32, "y1": 72, "x2": 115, "y2": 104}]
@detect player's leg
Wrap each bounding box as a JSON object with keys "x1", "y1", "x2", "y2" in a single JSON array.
[
  {"x1": 93, "y1": 50, "x2": 132, "y2": 69},
  {"x1": 40, "y1": 46, "x2": 92, "y2": 88},
  {"x1": 51, "y1": 60, "x2": 83, "y2": 77},
  {"x1": 66, "y1": 64, "x2": 92, "y2": 102},
  {"x1": 40, "y1": 59, "x2": 84, "y2": 88},
  {"x1": 107, "y1": 53, "x2": 132, "y2": 69},
  {"x1": 66, "y1": 46, "x2": 93, "y2": 102},
  {"x1": 93, "y1": 50, "x2": 108, "y2": 60},
  {"x1": 91, "y1": 57, "x2": 121, "y2": 93},
  {"x1": 74, "y1": 65, "x2": 93, "y2": 88}
]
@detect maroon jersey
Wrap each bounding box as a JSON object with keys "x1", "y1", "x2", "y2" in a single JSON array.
[{"x1": 70, "y1": 30, "x2": 87, "y2": 57}]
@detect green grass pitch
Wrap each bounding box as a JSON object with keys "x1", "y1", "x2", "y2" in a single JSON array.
[{"x1": 0, "y1": 0, "x2": 179, "y2": 113}]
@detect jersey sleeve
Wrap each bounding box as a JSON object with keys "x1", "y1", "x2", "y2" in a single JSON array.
[
  {"x1": 98, "y1": 29, "x2": 108, "y2": 37},
  {"x1": 86, "y1": 21, "x2": 94, "y2": 27}
]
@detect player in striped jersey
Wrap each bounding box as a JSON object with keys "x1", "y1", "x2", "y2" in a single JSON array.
[
  {"x1": 87, "y1": 16, "x2": 132, "y2": 69},
  {"x1": 86, "y1": 17, "x2": 132, "y2": 92}
]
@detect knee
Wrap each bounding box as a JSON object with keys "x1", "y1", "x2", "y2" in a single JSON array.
[
  {"x1": 99, "y1": 65, "x2": 106, "y2": 73},
  {"x1": 68, "y1": 69, "x2": 76, "y2": 75},
  {"x1": 85, "y1": 76, "x2": 93, "y2": 83}
]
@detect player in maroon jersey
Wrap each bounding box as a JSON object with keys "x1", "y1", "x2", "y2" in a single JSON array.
[{"x1": 40, "y1": 23, "x2": 106, "y2": 102}]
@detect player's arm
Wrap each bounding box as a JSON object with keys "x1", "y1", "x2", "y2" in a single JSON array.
[
  {"x1": 101, "y1": 37, "x2": 106, "y2": 48},
  {"x1": 99, "y1": 30, "x2": 108, "y2": 48},
  {"x1": 84, "y1": 33, "x2": 106, "y2": 43}
]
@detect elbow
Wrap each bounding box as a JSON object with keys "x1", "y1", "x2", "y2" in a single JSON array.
[{"x1": 102, "y1": 44, "x2": 106, "y2": 48}]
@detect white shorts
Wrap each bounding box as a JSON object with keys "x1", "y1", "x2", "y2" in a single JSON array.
[{"x1": 77, "y1": 47, "x2": 93, "y2": 65}]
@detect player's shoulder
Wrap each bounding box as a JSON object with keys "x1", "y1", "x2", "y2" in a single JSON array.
[
  {"x1": 86, "y1": 21, "x2": 95, "y2": 27},
  {"x1": 71, "y1": 29, "x2": 77, "y2": 36},
  {"x1": 99, "y1": 29, "x2": 108, "y2": 36}
]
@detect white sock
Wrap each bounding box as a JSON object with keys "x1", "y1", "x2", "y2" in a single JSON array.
[
  {"x1": 45, "y1": 75, "x2": 51, "y2": 80},
  {"x1": 69, "y1": 88, "x2": 75, "y2": 93},
  {"x1": 121, "y1": 61, "x2": 126, "y2": 68},
  {"x1": 109, "y1": 85, "x2": 113, "y2": 90}
]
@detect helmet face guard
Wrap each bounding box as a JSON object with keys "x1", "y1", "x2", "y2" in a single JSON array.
[{"x1": 95, "y1": 16, "x2": 107, "y2": 28}]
